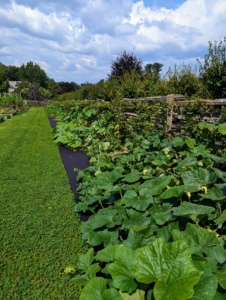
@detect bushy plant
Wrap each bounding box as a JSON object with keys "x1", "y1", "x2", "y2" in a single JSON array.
[
  {"x1": 39, "y1": 87, "x2": 51, "y2": 99},
  {"x1": 198, "y1": 37, "x2": 226, "y2": 99},
  {"x1": 0, "y1": 93, "x2": 23, "y2": 106},
  {"x1": 165, "y1": 64, "x2": 202, "y2": 98}
]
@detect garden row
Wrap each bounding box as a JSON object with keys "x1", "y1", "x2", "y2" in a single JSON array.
[{"x1": 48, "y1": 99, "x2": 226, "y2": 300}]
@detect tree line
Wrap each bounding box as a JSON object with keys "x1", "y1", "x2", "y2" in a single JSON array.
[
  {"x1": 1, "y1": 36, "x2": 226, "y2": 101},
  {"x1": 58, "y1": 37, "x2": 226, "y2": 101},
  {"x1": 0, "y1": 61, "x2": 80, "y2": 99}
]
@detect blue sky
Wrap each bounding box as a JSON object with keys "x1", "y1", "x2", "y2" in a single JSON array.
[
  {"x1": 140, "y1": 0, "x2": 186, "y2": 9},
  {"x1": 0, "y1": 0, "x2": 225, "y2": 84}
]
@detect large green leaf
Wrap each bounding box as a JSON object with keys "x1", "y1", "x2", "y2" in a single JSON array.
[
  {"x1": 199, "y1": 185, "x2": 226, "y2": 201},
  {"x1": 108, "y1": 246, "x2": 137, "y2": 294},
  {"x1": 159, "y1": 185, "x2": 185, "y2": 199},
  {"x1": 150, "y1": 203, "x2": 173, "y2": 225},
  {"x1": 89, "y1": 208, "x2": 120, "y2": 230},
  {"x1": 172, "y1": 136, "x2": 185, "y2": 147},
  {"x1": 156, "y1": 222, "x2": 179, "y2": 242},
  {"x1": 172, "y1": 230, "x2": 202, "y2": 255},
  {"x1": 213, "y1": 168, "x2": 226, "y2": 182},
  {"x1": 213, "y1": 291, "x2": 226, "y2": 300},
  {"x1": 79, "y1": 277, "x2": 106, "y2": 300},
  {"x1": 119, "y1": 289, "x2": 145, "y2": 300},
  {"x1": 218, "y1": 124, "x2": 226, "y2": 135},
  {"x1": 173, "y1": 202, "x2": 215, "y2": 223},
  {"x1": 185, "y1": 138, "x2": 196, "y2": 149},
  {"x1": 138, "y1": 176, "x2": 171, "y2": 196},
  {"x1": 79, "y1": 277, "x2": 123, "y2": 300},
  {"x1": 185, "y1": 223, "x2": 220, "y2": 251},
  {"x1": 74, "y1": 263, "x2": 100, "y2": 286},
  {"x1": 205, "y1": 245, "x2": 226, "y2": 264},
  {"x1": 123, "y1": 227, "x2": 154, "y2": 250},
  {"x1": 95, "y1": 170, "x2": 121, "y2": 185},
  {"x1": 123, "y1": 189, "x2": 153, "y2": 211},
  {"x1": 176, "y1": 157, "x2": 197, "y2": 170},
  {"x1": 102, "y1": 289, "x2": 123, "y2": 300},
  {"x1": 124, "y1": 171, "x2": 141, "y2": 183},
  {"x1": 198, "y1": 122, "x2": 218, "y2": 133},
  {"x1": 133, "y1": 238, "x2": 200, "y2": 300},
  {"x1": 214, "y1": 210, "x2": 226, "y2": 226},
  {"x1": 198, "y1": 122, "x2": 207, "y2": 130},
  {"x1": 206, "y1": 155, "x2": 226, "y2": 163},
  {"x1": 190, "y1": 261, "x2": 218, "y2": 300},
  {"x1": 89, "y1": 228, "x2": 119, "y2": 247},
  {"x1": 181, "y1": 168, "x2": 210, "y2": 186},
  {"x1": 77, "y1": 248, "x2": 95, "y2": 271},
  {"x1": 216, "y1": 265, "x2": 226, "y2": 289},
  {"x1": 95, "y1": 245, "x2": 118, "y2": 262},
  {"x1": 123, "y1": 209, "x2": 150, "y2": 229}
]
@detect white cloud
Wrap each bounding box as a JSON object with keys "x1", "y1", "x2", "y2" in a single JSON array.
[{"x1": 0, "y1": 0, "x2": 225, "y2": 83}]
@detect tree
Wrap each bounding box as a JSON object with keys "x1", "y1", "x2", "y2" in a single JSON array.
[
  {"x1": 0, "y1": 63, "x2": 8, "y2": 83},
  {"x1": 7, "y1": 65, "x2": 19, "y2": 81},
  {"x1": 0, "y1": 79, "x2": 9, "y2": 93},
  {"x1": 108, "y1": 51, "x2": 143, "y2": 79},
  {"x1": 70, "y1": 82, "x2": 81, "y2": 91},
  {"x1": 198, "y1": 37, "x2": 226, "y2": 99},
  {"x1": 144, "y1": 62, "x2": 163, "y2": 82},
  {"x1": 29, "y1": 83, "x2": 45, "y2": 101},
  {"x1": 58, "y1": 82, "x2": 75, "y2": 94},
  {"x1": 14, "y1": 80, "x2": 31, "y2": 99},
  {"x1": 18, "y1": 61, "x2": 48, "y2": 88},
  {"x1": 47, "y1": 79, "x2": 61, "y2": 98}
]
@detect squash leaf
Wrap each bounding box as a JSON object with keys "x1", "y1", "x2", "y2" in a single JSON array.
[
  {"x1": 133, "y1": 238, "x2": 200, "y2": 300},
  {"x1": 108, "y1": 246, "x2": 137, "y2": 294}
]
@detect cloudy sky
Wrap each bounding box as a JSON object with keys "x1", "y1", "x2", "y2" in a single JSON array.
[{"x1": 0, "y1": 0, "x2": 225, "y2": 84}]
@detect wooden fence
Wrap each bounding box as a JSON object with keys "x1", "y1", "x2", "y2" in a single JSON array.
[{"x1": 122, "y1": 94, "x2": 226, "y2": 130}]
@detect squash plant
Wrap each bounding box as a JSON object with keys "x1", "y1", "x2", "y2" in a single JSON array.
[
  {"x1": 48, "y1": 101, "x2": 226, "y2": 299},
  {"x1": 70, "y1": 134, "x2": 226, "y2": 299}
]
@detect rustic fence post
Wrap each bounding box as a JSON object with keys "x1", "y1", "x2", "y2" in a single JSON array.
[{"x1": 166, "y1": 94, "x2": 174, "y2": 130}]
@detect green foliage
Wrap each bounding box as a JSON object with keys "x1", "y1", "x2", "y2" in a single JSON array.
[
  {"x1": 198, "y1": 37, "x2": 226, "y2": 99},
  {"x1": 144, "y1": 62, "x2": 163, "y2": 83},
  {"x1": 0, "y1": 93, "x2": 24, "y2": 106},
  {"x1": 39, "y1": 86, "x2": 51, "y2": 99},
  {"x1": 47, "y1": 79, "x2": 61, "y2": 98},
  {"x1": 0, "y1": 63, "x2": 10, "y2": 92},
  {"x1": 164, "y1": 64, "x2": 202, "y2": 98},
  {"x1": 48, "y1": 100, "x2": 226, "y2": 299},
  {"x1": 18, "y1": 61, "x2": 48, "y2": 88},
  {"x1": 14, "y1": 80, "x2": 31, "y2": 99},
  {"x1": 57, "y1": 63, "x2": 204, "y2": 101},
  {"x1": 0, "y1": 79, "x2": 10, "y2": 93}
]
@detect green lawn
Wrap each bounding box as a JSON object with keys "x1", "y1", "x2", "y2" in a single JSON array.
[{"x1": 0, "y1": 108, "x2": 85, "y2": 299}]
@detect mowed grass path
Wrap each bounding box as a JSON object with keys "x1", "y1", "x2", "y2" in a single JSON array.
[{"x1": 0, "y1": 108, "x2": 85, "y2": 299}]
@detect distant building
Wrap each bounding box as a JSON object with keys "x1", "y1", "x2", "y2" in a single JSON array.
[{"x1": 8, "y1": 81, "x2": 21, "y2": 93}]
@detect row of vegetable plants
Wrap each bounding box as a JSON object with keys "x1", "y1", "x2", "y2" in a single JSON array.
[{"x1": 47, "y1": 99, "x2": 226, "y2": 300}]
